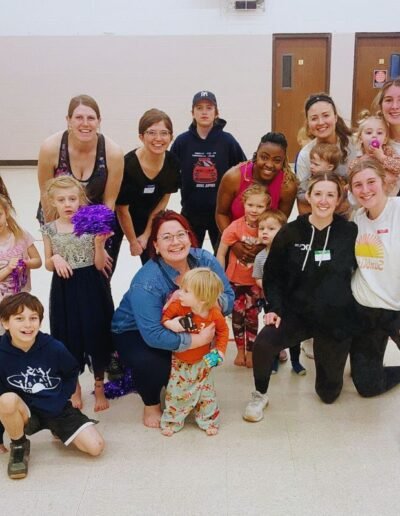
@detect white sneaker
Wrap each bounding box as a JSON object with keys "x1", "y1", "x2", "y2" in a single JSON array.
[
  {"x1": 243, "y1": 391, "x2": 269, "y2": 422},
  {"x1": 301, "y1": 339, "x2": 314, "y2": 359}
]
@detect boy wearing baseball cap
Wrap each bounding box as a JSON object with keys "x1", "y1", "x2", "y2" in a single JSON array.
[{"x1": 171, "y1": 91, "x2": 245, "y2": 252}]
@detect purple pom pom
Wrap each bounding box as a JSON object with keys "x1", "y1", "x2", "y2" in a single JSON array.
[
  {"x1": 103, "y1": 369, "x2": 136, "y2": 399},
  {"x1": 72, "y1": 205, "x2": 115, "y2": 237},
  {"x1": 370, "y1": 138, "x2": 380, "y2": 149}
]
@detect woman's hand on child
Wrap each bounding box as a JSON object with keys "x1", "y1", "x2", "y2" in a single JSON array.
[
  {"x1": 265, "y1": 312, "x2": 281, "y2": 328},
  {"x1": 162, "y1": 289, "x2": 181, "y2": 311},
  {"x1": 231, "y1": 241, "x2": 260, "y2": 264},
  {"x1": 163, "y1": 316, "x2": 186, "y2": 333},
  {"x1": 52, "y1": 254, "x2": 73, "y2": 278}
]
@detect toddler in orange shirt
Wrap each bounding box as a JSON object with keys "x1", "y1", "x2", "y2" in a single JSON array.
[{"x1": 161, "y1": 267, "x2": 229, "y2": 436}]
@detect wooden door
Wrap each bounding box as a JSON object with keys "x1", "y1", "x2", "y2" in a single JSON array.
[
  {"x1": 352, "y1": 33, "x2": 400, "y2": 125},
  {"x1": 272, "y1": 35, "x2": 331, "y2": 162}
]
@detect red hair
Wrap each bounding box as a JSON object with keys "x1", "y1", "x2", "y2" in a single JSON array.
[{"x1": 148, "y1": 210, "x2": 199, "y2": 260}]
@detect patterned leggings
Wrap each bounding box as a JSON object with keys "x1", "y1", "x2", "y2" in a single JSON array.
[{"x1": 231, "y1": 283, "x2": 261, "y2": 353}]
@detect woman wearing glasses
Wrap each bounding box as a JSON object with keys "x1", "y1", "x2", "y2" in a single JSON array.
[
  {"x1": 112, "y1": 210, "x2": 234, "y2": 428},
  {"x1": 114, "y1": 109, "x2": 180, "y2": 265}
]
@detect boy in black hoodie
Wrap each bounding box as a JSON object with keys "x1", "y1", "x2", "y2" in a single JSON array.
[
  {"x1": 171, "y1": 91, "x2": 246, "y2": 252},
  {"x1": 0, "y1": 293, "x2": 104, "y2": 480}
]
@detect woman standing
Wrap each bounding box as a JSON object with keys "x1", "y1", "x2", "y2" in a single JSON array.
[
  {"x1": 216, "y1": 132, "x2": 297, "y2": 263},
  {"x1": 348, "y1": 158, "x2": 400, "y2": 396},
  {"x1": 37, "y1": 94, "x2": 124, "y2": 224},
  {"x1": 115, "y1": 109, "x2": 180, "y2": 264},
  {"x1": 296, "y1": 93, "x2": 357, "y2": 214},
  {"x1": 112, "y1": 210, "x2": 234, "y2": 428},
  {"x1": 243, "y1": 172, "x2": 358, "y2": 422}
]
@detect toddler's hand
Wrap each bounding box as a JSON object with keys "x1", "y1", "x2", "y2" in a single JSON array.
[
  {"x1": 7, "y1": 257, "x2": 19, "y2": 271},
  {"x1": 204, "y1": 349, "x2": 223, "y2": 368}
]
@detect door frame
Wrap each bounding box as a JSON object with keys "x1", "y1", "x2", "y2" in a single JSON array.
[
  {"x1": 352, "y1": 32, "x2": 400, "y2": 123},
  {"x1": 271, "y1": 33, "x2": 332, "y2": 131}
]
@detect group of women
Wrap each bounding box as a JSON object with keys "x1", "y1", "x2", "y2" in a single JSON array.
[{"x1": 33, "y1": 79, "x2": 400, "y2": 428}]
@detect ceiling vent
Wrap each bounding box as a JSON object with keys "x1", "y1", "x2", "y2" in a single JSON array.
[{"x1": 229, "y1": 1, "x2": 265, "y2": 11}]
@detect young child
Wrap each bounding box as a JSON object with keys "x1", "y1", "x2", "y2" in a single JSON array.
[
  {"x1": 0, "y1": 195, "x2": 42, "y2": 304},
  {"x1": 348, "y1": 110, "x2": 400, "y2": 196},
  {"x1": 41, "y1": 177, "x2": 114, "y2": 412},
  {"x1": 253, "y1": 210, "x2": 306, "y2": 375},
  {"x1": 0, "y1": 293, "x2": 104, "y2": 479},
  {"x1": 217, "y1": 183, "x2": 270, "y2": 368},
  {"x1": 0, "y1": 195, "x2": 42, "y2": 452},
  {"x1": 160, "y1": 267, "x2": 229, "y2": 436}
]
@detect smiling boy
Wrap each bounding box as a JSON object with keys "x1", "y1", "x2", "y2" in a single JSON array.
[{"x1": 0, "y1": 293, "x2": 104, "y2": 480}]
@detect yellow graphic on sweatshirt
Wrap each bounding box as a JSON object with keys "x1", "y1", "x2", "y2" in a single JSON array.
[{"x1": 355, "y1": 233, "x2": 384, "y2": 270}]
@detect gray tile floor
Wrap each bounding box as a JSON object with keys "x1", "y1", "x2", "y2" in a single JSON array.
[{"x1": 1, "y1": 168, "x2": 400, "y2": 516}]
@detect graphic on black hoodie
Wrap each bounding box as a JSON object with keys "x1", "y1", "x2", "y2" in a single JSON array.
[
  {"x1": 193, "y1": 155, "x2": 217, "y2": 184},
  {"x1": 8, "y1": 366, "x2": 61, "y2": 394}
]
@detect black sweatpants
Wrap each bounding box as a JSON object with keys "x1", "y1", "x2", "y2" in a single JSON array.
[
  {"x1": 112, "y1": 331, "x2": 171, "y2": 406},
  {"x1": 350, "y1": 304, "x2": 400, "y2": 397},
  {"x1": 182, "y1": 210, "x2": 220, "y2": 253},
  {"x1": 253, "y1": 314, "x2": 351, "y2": 404}
]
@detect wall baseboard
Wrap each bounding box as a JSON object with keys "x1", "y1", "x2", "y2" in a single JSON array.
[{"x1": 0, "y1": 160, "x2": 37, "y2": 166}]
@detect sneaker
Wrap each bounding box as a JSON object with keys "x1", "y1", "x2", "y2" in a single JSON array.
[
  {"x1": 301, "y1": 339, "x2": 314, "y2": 359},
  {"x1": 271, "y1": 357, "x2": 279, "y2": 375},
  {"x1": 278, "y1": 349, "x2": 288, "y2": 362},
  {"x1": 243, "y1": 391, "x2": 269, "y2": 422},
  {"x1": 8, "y1": 439, "x2": 30, "y2": 479},
  {"x1": 292, "y1": 361, "x2": 307, "y2": 376}
]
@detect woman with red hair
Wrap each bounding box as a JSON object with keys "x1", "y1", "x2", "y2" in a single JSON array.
[{"x1": 112, "y1": 210, "x2": 234, "y2": 428}]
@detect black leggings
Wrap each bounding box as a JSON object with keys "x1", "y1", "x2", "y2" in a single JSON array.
[
  {"x1": 112, "y1": 331, "x2": 171, "y2": 406},
  {"x1": 350, "y1": 305, "x2": 400, "y2": 397},
  {"x1": 253, "y1": 314, "x2": 351, "y2": 404}
]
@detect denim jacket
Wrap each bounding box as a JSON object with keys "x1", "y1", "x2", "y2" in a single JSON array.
[{"x1": 112, "y1": 248, "x2": 234, "y2": 352}]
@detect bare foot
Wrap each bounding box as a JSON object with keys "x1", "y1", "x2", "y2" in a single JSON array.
[
  {"x1": 234, "y1": 349, "x2": 246, "y2": 366},
  {"x1": 246, "y1": 351, "x2": 253, "y2": 369},
  {"x1": 206, "y1": 427, "x2": 218, "y2": 436},
  {"x1": 143, "y1": 404, "x2": 162, "y2": 428},
  {"x1": 0, "y1": 443, "x2": 8, "y2": 453},
  {"x1": 161, "y1": 427, "x2": 174, "y2": 437},
  {"x1": 71, "y1": 382, "x2": 83, "y2": 409},
  {"x1": 94, "y1": 381, "x2": 110, "y2": 412}
]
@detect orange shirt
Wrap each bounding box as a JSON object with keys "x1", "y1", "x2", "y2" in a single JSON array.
[
  {"x1": 162, "y1": 300, "x2": 229, "y2": 364},
  {"x1": 221, "y1": 216, "x2": 259, "y2": 285}
]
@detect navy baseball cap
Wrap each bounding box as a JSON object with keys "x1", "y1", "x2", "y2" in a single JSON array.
[{"x1": 192, "y1": 91, "x2": 217, "y2": 107}]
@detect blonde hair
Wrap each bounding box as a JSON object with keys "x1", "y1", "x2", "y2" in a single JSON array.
[
  {"x1": 258, "y1": 209, "x2": 287, "y2": 228},
  {"x1": 181, "y1": 267, "x2": 223, "y2": 311},
  {"x1": 241, "y1": 183, "x2": 271, "y2": 207},
  {"x1": 355, "y1": 109, "x2": 388, "y2": 151},
  {"x1": 45, "y1": 176, "x2": 88, "y2": 219},
  {"x1": 348, "y1": 157, "x2": 386, "y2": 192},
  {"x1": 0, "y1": 195, "x2": 24, "y2": 240}
]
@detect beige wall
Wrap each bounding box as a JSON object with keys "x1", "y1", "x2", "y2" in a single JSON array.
[{"x1": 1, "y1": 33, "x2": 355, "y2": 160}]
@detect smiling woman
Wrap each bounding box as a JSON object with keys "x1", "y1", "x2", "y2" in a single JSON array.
[
  {"x1": 296, "y1": 93, "x2": 358, "y2": 213},
  {"x1": 216, "y1": 132, "x2": 297, "y2": 264},
  {"x1": 243, "y1": 171, "x2": 359, "y2": 423},
  {"x1": 37, "y1": 94, "x2": 124, "y2": 225}
]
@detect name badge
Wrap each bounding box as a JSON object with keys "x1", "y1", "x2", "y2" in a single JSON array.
[
  {"x1": 143, "y1": 185, "x2": 155, "y2": 194},
  {"x1": 314, "y1": 250, "x2": 331, "y2": 262}
]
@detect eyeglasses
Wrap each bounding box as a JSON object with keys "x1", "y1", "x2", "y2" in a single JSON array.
[
  {"x1": 157, "y1": 230, "x2": 189, "y2": 243},
  {"x1": 144, "y1": 130, "x2": 171, "y2": 138}
]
